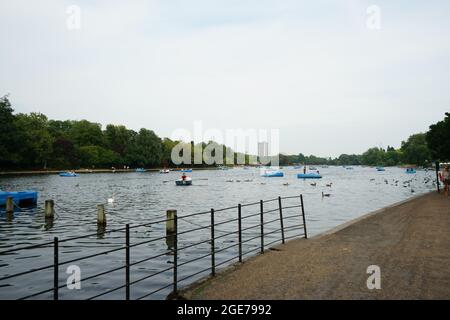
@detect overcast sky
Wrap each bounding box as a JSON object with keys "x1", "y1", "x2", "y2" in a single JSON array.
[{"x1": 1, "y1": 0, "x2": 449, "y2": 157}]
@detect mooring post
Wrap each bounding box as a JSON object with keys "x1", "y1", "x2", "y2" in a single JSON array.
[
  {"x1": 166, "y1": 210, "x2": 177, "y2": 249},
  {"x1": 436, "y1": 161, "x2": 441, "y2": 193},
  {"x1": 97, "y1": 204, "x2": 106, "y2": 226},
  {"x1": 45, "y1": 200, "x2": 55, "y2": 219},
  {"x1": 260, "y1": 200, "x2": 264, "y2": 254},
  {"x1": 278, "y1": 196, "x2": 285, "y2": 244},
  {"x1": 5, "y1": 197, "x2": 14, "y2": 214}
]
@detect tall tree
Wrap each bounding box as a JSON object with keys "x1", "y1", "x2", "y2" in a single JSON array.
[
  {"x1": 400, "y1": 133, "x2": 431, "y2": 166},
  {"x1": 14, "y1": 113, "x2": 53, "y2": 168},
  {"x1": 0, "y1": 95, "x2": 20, "y2": 168},
  {"x1": 426, "y1": 113, "x2": 450, "y2": 161}
]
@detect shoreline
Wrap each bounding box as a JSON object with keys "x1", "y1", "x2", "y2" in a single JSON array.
[
  {"x1": 0, "y1": 167, "x2": 220, "y2": 176},
  {"x1": 0, "y1": 164, "x2": 433, "y2": 176},
  {"x1": 181, "y1": 191, "x2": 450, "y2": 299}
]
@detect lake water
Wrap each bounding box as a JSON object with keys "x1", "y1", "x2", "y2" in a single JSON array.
[{"x1": 0, "y1": 166, "x2": 437, "y2": 299}]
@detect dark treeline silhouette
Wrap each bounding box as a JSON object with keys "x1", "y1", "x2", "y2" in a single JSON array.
[{"x1": 0, "y1": 95, "x2": 448, "y2": 170}]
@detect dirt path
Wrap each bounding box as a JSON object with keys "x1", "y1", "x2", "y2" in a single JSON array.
[{"x1": 182, "y1": 192, "x2": 450, "y2": 299}]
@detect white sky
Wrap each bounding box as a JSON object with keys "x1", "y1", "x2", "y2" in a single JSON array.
[{"x1": 1, "y1": 0, "x2": 449, "y2": 157}]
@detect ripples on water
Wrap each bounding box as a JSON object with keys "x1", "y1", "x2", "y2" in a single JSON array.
[{"x1": 0, "y1": 166, "x2": 436, "y2": 299}]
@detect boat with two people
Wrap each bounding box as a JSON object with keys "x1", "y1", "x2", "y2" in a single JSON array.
[
  {"x1": 406, "y1": 168, "x2": 416, "y2": 174},
  {"x1": 59, "y1": 171, "x2": 78, "y2": 177}
]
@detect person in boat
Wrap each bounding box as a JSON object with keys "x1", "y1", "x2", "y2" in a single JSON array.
[
  {"x1": 181, "y1": 173, "x2": 187, "y2": 181},
  {"x1": 303, "y1": 166, "x2": 306, "y2": 174}
]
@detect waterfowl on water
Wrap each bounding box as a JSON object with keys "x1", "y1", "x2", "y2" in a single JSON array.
[
  {"x1": 310, "y1": 182, "x2": 317, "y2": 186},
  {"x1": 326, "y1": 183, "x2": 333, "y2": 187},
  {"x1": 283, "y1": 183, "x2": 289, "y2": 186},
  {"x1": 322, "y1": 192, "x2": 331, "y2": 197},
  {"x1": 108, "y1": 194, "x2": 115, "y2": 204}
]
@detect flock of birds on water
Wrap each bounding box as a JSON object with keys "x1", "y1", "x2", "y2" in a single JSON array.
[{"x1": 103, "y1": 170, "x2": 436, "y2": 205}]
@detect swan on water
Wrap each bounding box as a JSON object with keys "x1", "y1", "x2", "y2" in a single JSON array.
[{"x1": 108, "y1": 194, "x2": 115, "y2": 204}]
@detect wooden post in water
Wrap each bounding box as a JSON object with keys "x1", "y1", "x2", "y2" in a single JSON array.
[
  {"x1": 166, "y1": 210, "x2": 177, "y2": 249},
  {"x1": 97, "y1": 204, "x2": 106, "y2": 226},
  {"x1": 45, "y1": 200, "x2": 55, "y2": 219},
  {"x1": 5, "y1": 197, "x2": 14, "y2": 214}
]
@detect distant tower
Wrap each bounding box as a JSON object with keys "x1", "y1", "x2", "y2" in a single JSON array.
[{"x1": 258, "y1": 141, "x2": 269, "y2": 158}]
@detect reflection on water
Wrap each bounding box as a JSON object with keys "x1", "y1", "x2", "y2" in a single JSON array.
[{"x1": 0, "y1": 166, "x2": 436, "y2": 299}]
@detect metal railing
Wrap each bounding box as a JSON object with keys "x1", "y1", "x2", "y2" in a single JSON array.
[{"x1": 0, "y1": 194, "x2": 307, "y2": 300}]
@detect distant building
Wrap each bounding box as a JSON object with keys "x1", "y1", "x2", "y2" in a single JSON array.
[{"x1": 258, "y1": 141, "x2": 269, "y2": 158}]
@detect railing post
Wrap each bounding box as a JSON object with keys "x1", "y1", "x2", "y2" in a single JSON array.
[
  {"x1": 260, "y1": 200, "x2": 264, "y2": 254},
  {"x1": 435, "y1": 161, "x2": 441, "y2": 193},
  {"x1": 211, "y1": 208, "x2": 215, "y2": 276},
  {"x1": 125, "y1": 224, "x2": 130, "y2": 300},
  {"x1": 300, "y1": 194, "x2": 308, "y2": 239},
  {"x1": 173, "y1": 213, "x2": 178, "y2": 295},
  {"x1": 53, "y1": 237, "x2": 59, "y2": 300},
  {"x1": 278, "y1": 196, "x2": 285, "y2": 244},
  {"x1": 238, "y1": 204, "x2": 242, "y2": 262}
]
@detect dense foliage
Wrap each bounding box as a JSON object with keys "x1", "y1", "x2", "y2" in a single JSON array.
[
  {"x1": 426, "y1": 112, "x2": 450, "y2": 162},
  {"x1": 0, "y1": 95, "x2": 447, "y2": 170}
]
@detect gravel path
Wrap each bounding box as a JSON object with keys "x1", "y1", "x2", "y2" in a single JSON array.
[{"x1": 182, "y1": 192, "x2": 450, "y2": 299}]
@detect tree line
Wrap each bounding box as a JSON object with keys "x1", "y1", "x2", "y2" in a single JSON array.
[{"x1": 0, "y1": 95, "x2": 448, "y2": 170}]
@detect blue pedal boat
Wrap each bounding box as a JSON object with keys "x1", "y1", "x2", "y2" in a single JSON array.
[
  {"x1": 181, "y1": 169, "x2": 193, "y2": 173},
  {"x1": 406, "y1": 168, "x2": 416, "y2": 174},
  {"x1": 59, "y1": 172, "x2": 79, "y2": 177},
  {"x1": 297, "y1": 173, "x2": 322, "y2": 179},
  {"x1": 376, "y1": 167, "x2": 385, "y2": 171},
  {"x1": 0, "y1": 190, "x2": 38, "y2": 206},
  {"x1": 261, "y1": 170, "x2": 284, "y2": 177}
]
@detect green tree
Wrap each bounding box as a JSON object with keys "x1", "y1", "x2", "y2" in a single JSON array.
[
  {"x1": 400, "y1": 133, "x2": 431, "y2": 166},
  {"x1": 0, "y1": 95, "x2": 20, "y2": 168},
  {"x1": 69, "y1": 120, "x2": 105, "y2": 147},
  {"x1": 104, "y1": 124, "x2": 134, "y2": 160},
  {"x1": 126, "y1": 129, "x2": 162, "y2": 167},
  {"x1": 426, "y1": 112, "x2": 450, "y2": 161},
  {"x1": 361, "y1": 147, "x2": 385, "y2": 166},
  {"x1": 14, "y1": 113, "x2": 53, "y2": 168}
]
